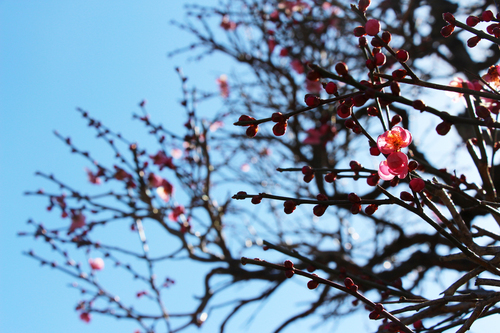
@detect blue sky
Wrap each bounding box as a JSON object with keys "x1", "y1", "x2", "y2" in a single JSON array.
[
  {"x1": 1, "y1": 1, "x2": 497, "y2": 333},
  {"x1": 0, "y1": 2, "x2": 336, "y2": 333}
]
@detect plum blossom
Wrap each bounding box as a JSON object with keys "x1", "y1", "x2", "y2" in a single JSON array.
[
  {"x1": 220, "y1": 15, "x2": 237, "y2": 31},
  {"x1": 446, "y1": 77, "x2": 482, "y2": 102},
  {"x1": 377, "y1": 126, "x2": 412, "y2": 180},
  {"x1": 290, "y1": 59, "x2": 304, "y2": 74},
  {"x1": 150, "y1": 151, "x2": 175, "y2": 170},
  {"x1": 216, "y1": 74, "x2": 229, "y2": 98},
  {"x1": 79, "y1": 312, "x2": 91, "y2": 323},
  {"x1": 168, "y1": 205, "x2": 185, "y2": 222},
  {"x1": 88, "y1": 257, "x2": 104, "y2": 271},
  {"x1": 68, "y1": 211, "x2": 86, "y2": 234},
  {"x1": 157, "y1": 179, "x2": 174, "y2": 202},
  {"x1": 482, "y1": 65, "x2": 500, "y2": 88},
  {"x1": 85, "y1": 168, "x2": 102, "y2": 184},
  {"x1": 303, "y1": 124, "x2": 336, "y2": 146}
]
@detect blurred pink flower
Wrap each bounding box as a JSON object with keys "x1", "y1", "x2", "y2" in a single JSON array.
[
  {"x1": 305, "y1": 79, "x2": 322, "y2": 93},
  {"x1": 85, "y1": 168, "x2": 102, "y2": 184},
  {"x1": 157, "y1": 179, "x2": 174, "y2": 202},
  {"x1": 168, "y1": 205, "x2": 185, "y2": 222},
  {"x1": 446, "y1": 77, "x2": 482, "y2": 102},
  {"x1": 220, "y1": 15, "x2": 237, "y2": 31},
  {"x1": 150, "y1": 151, "x2": 175, "y2": 170},
  {"x1": 290, "y1": 59, "x2": 304, "y2": 74},
  {"x1": 80, "y1": 312, "x2": 91, "y2": 323},
  {"x1": 483, "y1": 65, "x2": 500, "y2": 88},
  {"x1": 88, "y1": 257, "x2": 104, "y2": 271},
  {"x1": 216, "y1": 74, "x2": 229, "y2": 98},
  {"x1": 303, "y1": 124, "x2": 336, "y2": 146},
  {"x1": 68, "y1": 211, "x2": 86, "y2": 234}
]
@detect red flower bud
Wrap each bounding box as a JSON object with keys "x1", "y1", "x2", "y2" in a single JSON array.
[
  {"x1": 337, "y1": 104, "x2": 352, "y2": 118},
  {"x1": 392, "y1": 69, "x2": 407, "y2": 80},
  {"x1": 408, "y1": 160, "x2": 419, "y2": 171},
  {"x1": 400, "y1": 191, "x2": 414, "y2": 201},
  {"x1": 324, "y1": 172, "x2": 337, "y2": 182},
  {"x1": 306, "y1": 70, "x2": 321, "y2": 81},
  {"x1": 365, "y1": 204, "x2": 378, "y2": 215},
  {"x1": 365, "y1": 19, "x2": 381, "y2": 36},
  {"x1": 367, "y1": 174, "x2": 380, "y2": 186},
  {"x1": 348, "y1": 192, "x2": 361, "y2": 203},
  {"x1": 349, "y1": 161, "x2": 362, "y2": 171},
  {"x1": 396, "y1": 49, "x2": 409, "y2": 62},
  {"x1": 358, "y1": 0, "x2": 371, "y2": 11},
  {"x1": 369, "y1": 311, "x2": 380, "y2": 320},
  {"x1": 305, "y1": 94, "x2": 320, "y2": 107},
  {"x1": 440, "y1": 25, "x2": 455, "y2": 38},
  {"x1": 390, "y1": 81, "x2": 400, "y2": 96},
  {"x1": 466, "y1": 15, "x2": 481, "y2": 27},
  {"x1": 409, "y1": 178, "x2": 425, "y2": 192},
  {"x1": 272, "y1": 122, "x2": 287, "y2": 136},
  {"x1": 351, "y1": 203, "x2": 361, "y2": 214},
  {"x1": 442, "y1": 12, "x2": 456, "y2": 25},
  {"x1": 390, "y1": 114, "x2": 402, "y2": 126},
  {"x1": 344, "y1": 277, "x2": 354, "y2": 288},
  {"x1": 412, "y1": 99, "x2": 426, "y2": 111},
  {"x1": 283, "y1": 200, "x2": 297, "y2": 214},
  {"x1": 436, "y1": 121, "x2": 452, "y2": 135},
  {"x1": 307, "y1": 279, "x2": 319, "y2": 289},
  {"x1": 335, "y1": 62, "x2": 348, "y2": 76},
  {"x1": 271, "y1": 112, "x2": 285, "y2": 123},
  {"x1": 246, "y1": 125, "x2": 259, "y2": 137},
  {"x1": 367, "y1": 106, "x2": 379, "y2": 116},
  {"x1": 302, "y1": 166, "x2": 313, "y2": 175},
  {"x1": 482, "y1": 10, "x2": 494, "y2": 22},
  {"x1": 284, "y1": 260, "x2": 294, "y2": 269},
  {"x1": 313, "y1": 204, "x2": 327, "y2": 216},
  {"x1": 251, "y1": 195, "x2": 263, "y2": 204},
  {"x1": 381, "y1": 31, "x2": 391, "y2": 43},
  {"x1": 374, "y1": 52, "x2": 386, "y2": 66},
  {"x1": 353, "y1": 26, "x2": 366, "y2": 37},
  {"x1": 325, "y1": 82, "x2": 338, "y2": 95},
  {"x1": 467, "y1": 36, "x2": 481, "y2": 48}
]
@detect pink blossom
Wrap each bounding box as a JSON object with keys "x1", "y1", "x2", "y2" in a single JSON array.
[
  {"x1": 377, "y1": 127, "x2": 412, "y2": 180},
  {"x1": 305, "y1": 79, "x2": 322, "y2": 93},
  {"x1": 171, "y1": 148, "x2": 183, "y2": 159},
  {"x1": 209, "y1": 121, "x2": 224, "y2": 132},
  {"x1": 447, "y1": 77, "x2": 482, "y2": 102},
  {"x1": 88, "y1": 257, "x2": 104, "y2": 271},
  {"x1": 69, "y1": 211, "x2": 86, "y2": 234},
  {"x1": 80, "y1": 312, "x2": 91, "y2": 323},
  {"x1": 148, "y1": 173, "x2": 164, "y2": 188},
  {"x1": 216, "y1": 74, "x2": 229, "y2": 98},
  {"x1": 290, "y1": 59, "x2": 304, "y2": 74},
  {"x1": 482, "y1": 65, "x2": 500, "y2": 88},
  {"x1": 168, "y1": 205, "x2": 185, "y2": 222},
  {"x1": 85, "y1": 168, "x2": 101, "y2": 185},
  {"x1": 220, "y1": 15, "x2": 237, "y2": 31},
  {"x1": 377, "y1": 126, "x2": 412, "y2": 154},
  {"x1": 150, "y1": 151, "x2": 175, "y2": 170},
  {"x1": 157, "y1": 179, "x2": 174, "y2": 202},
  {"x1": 268, "y1": 38, "x2": 277, "y2": 53},
  {"x1": 303, "y1": 124, "x2": 336, "y2": 146}
]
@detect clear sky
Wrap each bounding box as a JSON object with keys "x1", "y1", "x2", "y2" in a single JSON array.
[{"x1": 1, "y1": 1, "x2": 497, "y2": 333}]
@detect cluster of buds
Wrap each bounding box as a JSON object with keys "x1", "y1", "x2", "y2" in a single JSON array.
[
  {"x1": 237, "y1": 115, "x2": 258, "y2": 137},
  {"x1": 271, "y1": 112, "x2": 288, "y2": 136}
]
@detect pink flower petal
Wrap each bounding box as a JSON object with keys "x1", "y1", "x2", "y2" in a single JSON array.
[{"x1": 378, "y1": 160, "x2": 395, "y2": 181}]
